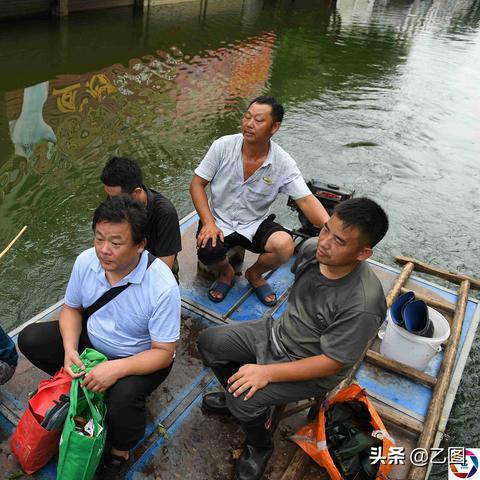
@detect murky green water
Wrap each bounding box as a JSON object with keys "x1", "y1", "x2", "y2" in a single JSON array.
[{"x1": 1, "y1": 0, "x2": 479, "y2": 465}]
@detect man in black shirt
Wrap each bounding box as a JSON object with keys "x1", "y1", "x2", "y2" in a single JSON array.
[{"x1": 101, "y1": 157, "x2": 182, "y2": 280}]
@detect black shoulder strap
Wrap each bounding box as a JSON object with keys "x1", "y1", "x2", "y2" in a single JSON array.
[
  {"x1": 83, "y1": 253, "x2": 156, "y2": 322},
  {"x1": 146, "y1": 252, "x2": 156, "y2": 267}
]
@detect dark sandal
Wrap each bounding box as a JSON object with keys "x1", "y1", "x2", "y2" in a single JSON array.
[
  {"x1": 208, "y1": 280, "x2": 235, "y2": 303},
  {"x1": 252, "y1": 282, "x2": 277, "y2": 307}
]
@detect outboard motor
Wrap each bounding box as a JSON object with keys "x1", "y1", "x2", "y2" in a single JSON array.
[{"x1": 287, "y1": 180, "x2": 355, "y2": 238}]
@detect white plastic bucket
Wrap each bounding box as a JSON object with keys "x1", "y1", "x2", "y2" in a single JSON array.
[{"x1": 379, "y1": 306, "x2": 450, "y2": 371}]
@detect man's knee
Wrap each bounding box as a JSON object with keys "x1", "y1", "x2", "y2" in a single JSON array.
[
  {"x1": 197, "y1": 327, "x2": 221, "y2": 365},
  {"x1": 197, "y1": 239, "x2": 227, "y2": 266},
  {"x1": 17, "y1": 324, "x2": 38, "y2": 358},
  {"x1": 265, "y1": 231, "x2": 294, "y2": 261}
]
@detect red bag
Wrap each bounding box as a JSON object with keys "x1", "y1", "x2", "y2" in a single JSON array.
[{"x1": 10, "y1": 368, "x2": 72, "y2": 474}]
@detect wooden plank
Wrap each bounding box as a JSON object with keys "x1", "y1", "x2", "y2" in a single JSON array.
[
  {"x1": 281, "y1": 449, "x2": 316, "y2": 480},
  {"x1": 0, "y1": 393, "x2": 23, "y2": 426},
  {"x1": 400, "y1": 287, "x2": 455, "y2": 314},
  {"x1": 386, "y1": 262, "x2": 416, "y2": 306},
  {"x1": 281, "y1": 399, "x2": 318, "y2": 421},
  {"x1": 396, "y1": 256, "x2": 480, "y2": 290},
  {"x1": 271, "y1": 404, "x2": 286, "y2": 433},
  {"x1": 408, "y1": 280, "x2": 470, "y2": 480},
  {"x1": 365, "y1": 350, "x2": 436, "y2": 388},
  {"x1": 371, "y1": 399, "x2": 423, "y2": 435}
]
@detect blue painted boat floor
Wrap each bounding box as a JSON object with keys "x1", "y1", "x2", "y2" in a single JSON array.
[
  {"x1": 0, "y1": 214, "x2": 478, "y2": 479},
  {"x1": 179, "y1": 218, "x2": 479, "y2": 424}
]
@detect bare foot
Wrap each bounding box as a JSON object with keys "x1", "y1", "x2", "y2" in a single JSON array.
[
  {"x1": 245, "y1": 266, "x2": 276, "y2": 304},
  {"x1": 210, "y1": 264, "x2": 235, "y2": 300}
]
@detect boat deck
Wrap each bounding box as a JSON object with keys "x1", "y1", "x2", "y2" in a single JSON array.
[{"x1": 0, "y1": 213, "x2": 478, "y2": 479}]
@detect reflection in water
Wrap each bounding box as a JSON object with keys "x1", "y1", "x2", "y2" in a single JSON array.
[
  {"x1": 0, "y1": 0, "x2": 479, "y2": 464},
  {"x1": 0, "y1": 94, "x2": 13, "y2": 165},
  {"x1": 1, "y1": 31, "x2": 274, "y2": 193},
  {"x1": 10, "y1": 81, "x2": 56, "y2": 161},
  {"x1": 0, "y1": 1, "x2": 281, "y2": 333},
  {"x1": 0, "y1": 0, "x2": 477, "y2": 321}
]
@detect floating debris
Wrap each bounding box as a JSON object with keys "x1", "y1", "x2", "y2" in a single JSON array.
[{"x1": 344, "y1": 141, "x2": 379, "y2": 148}]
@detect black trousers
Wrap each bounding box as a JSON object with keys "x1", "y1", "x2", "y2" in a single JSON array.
[{"x1": 18, "y1": 321, "x2": 172, "y2": 451}]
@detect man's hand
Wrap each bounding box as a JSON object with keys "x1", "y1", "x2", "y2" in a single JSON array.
[
  {"x1": 81, "y1": 361, "x2": 121, "y2": 392},
  {"x1": 227, "y1": 364, "x2": 271, "y2": 400},
  {"x1": 197, "y1": 222, "x2": 224, "y2": 249},
  {"x1": 64, "y1": 349, "x2": 85, "y2": 378}
]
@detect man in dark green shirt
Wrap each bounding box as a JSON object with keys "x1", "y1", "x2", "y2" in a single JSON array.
[{"x1": 198, "y1": 197, "x2": 389, "y2": 480}]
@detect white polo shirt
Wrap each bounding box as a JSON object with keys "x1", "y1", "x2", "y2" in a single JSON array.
[
  {"x1": 195, "y1": 134, "x2": 311, "y2": 241},
  {"x1": 65, "y1": 248, "x2": 180, "y2": 358}
]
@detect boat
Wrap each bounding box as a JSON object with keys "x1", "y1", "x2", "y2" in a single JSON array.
[{"x1": 0, "y1": 209, "x2": 479, "y2": 480}]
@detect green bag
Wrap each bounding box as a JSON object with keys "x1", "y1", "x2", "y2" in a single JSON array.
[{"x1": 56, "y1": 348, "x2": 108, "y2": 480}]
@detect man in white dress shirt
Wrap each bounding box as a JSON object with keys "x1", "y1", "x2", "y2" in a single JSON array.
[{"x1": 190, "y1": 96, "x2": 329, "y2": 306}]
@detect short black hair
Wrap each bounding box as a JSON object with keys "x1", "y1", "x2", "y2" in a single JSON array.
[
  {"x1": 248, "y1": 96, "x2": 284, "y2": 123},
  {"x1": 100, "y1": 157, "x2": 143, "y2": 193},
  {"x1": 333, "y1": 197, "x2": 389, "y2": 248},
  {"x1": 92, "y1": 196, "x2": 147, "y2": 245}
]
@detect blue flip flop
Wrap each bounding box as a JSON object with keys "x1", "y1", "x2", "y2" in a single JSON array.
[
  {"x1": 208, "y1": 280, "x2": 235, "y2": 303},
  {"x1": 252, "y1": 282, "x2": 277, "y2": 307}
]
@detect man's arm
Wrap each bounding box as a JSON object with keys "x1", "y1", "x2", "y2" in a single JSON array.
[
  {"x1": 81, "y1": 340, "x2": 176, "y2": 392},
  {"x1": 159, "y1": 254, "x2": 175, "y2": 269},
  {"x1": 59, "y1": 304, "x2": 86, "y2": 378},
  {"x1": 294, "y1": 194, "x2": 330, "y2": 229},
  {"x1": 227, "y1": 354, "x2": 343, "y2": 400},
  {"x1": 189, "y1": 174, "x2": 224, "y2": 248},
  {"x1": 151, "y1": 212, "x2": 181, "y2": 268}
]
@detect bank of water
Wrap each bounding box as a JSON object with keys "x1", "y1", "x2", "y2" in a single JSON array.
[{"x1": 0, "y1": 0, "x2": 479, "y2": 468}]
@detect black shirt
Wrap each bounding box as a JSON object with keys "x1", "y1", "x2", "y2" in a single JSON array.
[{"x1": 144, "y1": 186, "x2": 182, "y2": 258}]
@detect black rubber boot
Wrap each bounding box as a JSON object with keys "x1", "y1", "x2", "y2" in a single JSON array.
[
  {"x1": 202, "y1": 391, "x2": 232, "y2": 416},
  {"x1": 211, "y1": 362, "x2": 242, "y2": 389},
  {"x1": 201, "y1": 362, "x2": 241, "y2": 416},
  {"x1": 235, "y1": 414, "x2": 274, "y2": 480}
]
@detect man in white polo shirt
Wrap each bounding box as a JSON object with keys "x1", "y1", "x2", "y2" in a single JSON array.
[
  {"x1": 190, "y1": 96, "x2": 329, "y2": 306},
  {"x1": 18, "y1": 196, "x2": 180, "y2": 480}
]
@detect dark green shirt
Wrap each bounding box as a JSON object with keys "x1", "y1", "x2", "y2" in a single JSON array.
[{"x1": 272, "y1": 238, "x2": 386, "y2": 390}]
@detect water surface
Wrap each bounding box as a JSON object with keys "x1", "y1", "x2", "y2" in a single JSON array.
[{"x1": 0, "y1": 0, "x2": 479, "y2": 465}]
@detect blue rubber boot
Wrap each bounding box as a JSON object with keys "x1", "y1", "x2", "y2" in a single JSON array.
[
  {"x1": 402, "y1": 300, "x2": 434, "y2": 338},
  {"x1": 390, "y1": 291, "x2": 415, "y2": 327}
]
